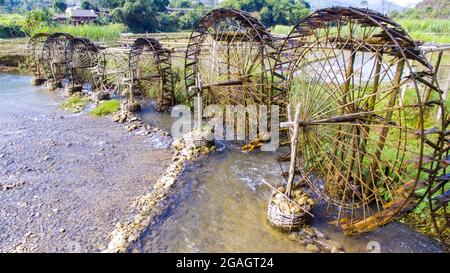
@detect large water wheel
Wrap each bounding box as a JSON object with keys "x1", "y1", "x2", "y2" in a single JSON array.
[
  {"x1": 130, "y1": 37, "x2": 174, "y2": 112},
  {"x1": 273, "y1": 7, "x2": 446, "y2": 235},
  {"x1": 42, "y1": 32, "x2": 74, "y2": 89},
  {"x1": 185, "y1": 8, "x2": 276, "y2": 111},
  {"x1": 27, "y1": 33, "x2": 49, "y2": 85},
  {"x1": 92, "y1": 47, "x2": 132, "y2": 102},
  {"x1": 65, "y1": 37, "x2": 101, "y2": 92}
]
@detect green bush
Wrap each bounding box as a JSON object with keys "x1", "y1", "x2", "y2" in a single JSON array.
[
  {"x1": 90, "y1": 99, "x2": 121, "y2": 116},
  {"x1": 60, "y1": 95, "x2": 90, "y2": 113}
]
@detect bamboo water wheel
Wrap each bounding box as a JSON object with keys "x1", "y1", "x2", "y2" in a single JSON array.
[
  {"x1": 65, "y1": 37, "x2": 102, "y2": 92},
  {"x1": 27, "y1": 33, "x2": 49, "y2": 83},
  {"x1": 272, "y1": 7, "x2": 446, "y2": 235},
  {"x1": 92, "y1": 47, "x2": 132, "y2": 101},
  {"x1": 42, "y1": 32, "x2": 74, "y2": 86},
  {"x1": 185, "y1": 8, "x2": 276, "y2": 140},
  {"x1": 130, "y1": 37, "x2": 174, "y2": 112}
]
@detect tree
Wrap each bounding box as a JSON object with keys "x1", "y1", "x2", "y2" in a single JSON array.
[
  {"x1": 52, "y1": 0, "x2": 67, "y2": 13},
  {"x1": 221, "y1": 0, "x2": 310, "y2": 27},
  {"x1": 81, "y1": 0, "x2": 93, "y2": 10},
  {"x1": 111, "y1": 0, "x2": 161, "y2": 32},
  {"x1": 21, "y1": 8, "x2": 53, "y2": 35}
]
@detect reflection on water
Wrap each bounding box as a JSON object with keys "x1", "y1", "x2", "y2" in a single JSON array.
[
  {"x1": 136, "y1": 146, "x2": 444, "y2": 253},
  {"x1": 0, "y1": 73, "x2": 61, "y2": 110}
]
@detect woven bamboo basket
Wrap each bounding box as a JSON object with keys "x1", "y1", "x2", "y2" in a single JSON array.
[{"x1": 267, "y1": 191, "x2": 310, "y2": 231}]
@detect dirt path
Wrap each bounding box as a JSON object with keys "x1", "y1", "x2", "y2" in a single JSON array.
[{"x1": 0, "y1": 74, "x2": 172, "y2": 252}]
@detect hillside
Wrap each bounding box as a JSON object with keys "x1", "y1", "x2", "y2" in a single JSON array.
[{"x1": 416, "y1": 0, "x2": 450, "y2": 18}]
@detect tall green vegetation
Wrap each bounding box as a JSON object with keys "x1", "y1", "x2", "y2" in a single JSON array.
[
  {"x1": 388, "y1": 0, "x2": 449, "y2": 43},
  {"x1": 32, "y1": 23, "x2": 127, "y2": 41}
]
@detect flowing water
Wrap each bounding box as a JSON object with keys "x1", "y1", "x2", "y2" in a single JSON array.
[
  {"x1": 134, "y1": 143, "x2": 444, "y2": 253},
  {"x1": 1, "y1": 73, "x2": 445, "y2": 253}
]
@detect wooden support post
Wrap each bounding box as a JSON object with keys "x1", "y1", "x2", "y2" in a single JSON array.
[
  {"x1": 284, "y1": 104, "x2": 302, "y2": 198},
  {"x1": 196, "y1": 91, "x2": 202, "y2": 132}
]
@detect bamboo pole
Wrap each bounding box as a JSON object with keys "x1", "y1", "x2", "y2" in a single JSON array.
[{"x1": 284, "y1": 103, "x2": 302, "y2": 198}]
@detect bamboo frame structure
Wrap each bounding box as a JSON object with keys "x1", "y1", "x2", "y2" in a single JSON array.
[
  {"x1": 185, "y1": 8, "x2": 277, "y2": 112},
  {"x1": 66, "y1": 37, "x2": 102, "y2": 91},
  {"x1": 27, "y1": 33, "x2": 49, "y2": 81},
  {"x1": 92, "y1": 47, "x2": 132, "y2": 99},
  {"x1": 129, "y1": 37, "x2": 175, "y2": 112}
]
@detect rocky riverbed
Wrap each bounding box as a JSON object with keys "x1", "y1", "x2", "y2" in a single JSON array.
[{"x1": 0, "y1": 74, "x2": 173, "y2": 252}]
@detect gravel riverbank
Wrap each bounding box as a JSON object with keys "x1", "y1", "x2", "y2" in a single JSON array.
[{"x1": 0, "y1": 74, "x2": 172, "y2": 252}]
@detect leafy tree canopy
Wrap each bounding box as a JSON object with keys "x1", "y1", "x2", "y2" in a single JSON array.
[
  {"x1": 52, "y1": 0, "x2": 67, "y2": 13},
  {"x1": 81, "y1": 1, "x2": 94, "y2": 10},
  {"x1": 220, "y1": 0, "x2": 310, "y2": 26}
]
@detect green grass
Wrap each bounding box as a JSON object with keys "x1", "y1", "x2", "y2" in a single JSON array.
[
  {"x1": 60, "y1": 95, "x2": 89, "y2": 113},
  {"x1": 0, "y1": 14, "x2": 26, "y2": 26},
  {"x1": 271, "y1": 25, "x2": 293, "y2": 35},
  {"x1": 90, "y1": 99, "x2": 120, "y2": 116},
  {"x1": 30, "y1": 23, "x2": 127, "y2": 42},
  {"x1": 397, "y1": 19, "x2": 450, "y2": 34},
  {"x1": 408, "y1": 32, "x2": 450, "y2": 44}
]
